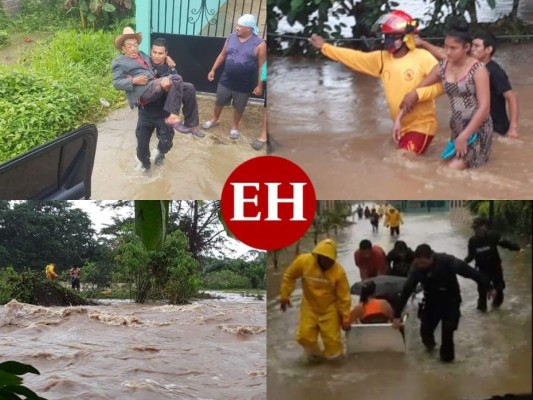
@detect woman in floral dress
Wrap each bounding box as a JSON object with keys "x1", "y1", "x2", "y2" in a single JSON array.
[{"x1": 394, "y1": 22, "x2": 492, "y2": 170}]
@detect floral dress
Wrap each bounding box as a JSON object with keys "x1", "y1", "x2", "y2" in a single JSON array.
[{"x1": 438, "y1": 60, "x2": 493, "y2": 168}]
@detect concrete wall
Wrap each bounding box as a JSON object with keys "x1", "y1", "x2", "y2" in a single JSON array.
[{"x1": 1, "y1": 0, "x2": 20, "y2": 15}]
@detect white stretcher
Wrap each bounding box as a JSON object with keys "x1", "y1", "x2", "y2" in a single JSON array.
[{"x1": 345, "y1": 314, "x2": 408, "y2": 354}]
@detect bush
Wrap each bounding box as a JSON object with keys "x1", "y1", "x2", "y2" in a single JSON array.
[
  {"x1": 0, "y1": 30, "x2": 9, "y2": 47},
  {"x1": 202, "y1": 270, "x2": 252, "y2": 290},
  {"x1": 11, "y1": 0, "x2": 76, "y2": 31},
  {"x1": 0, "y1": 267, "x2": 20, "y2": 304},
  {"x1": 0, "y1": 30, "x2": 123, "y2": 163}
]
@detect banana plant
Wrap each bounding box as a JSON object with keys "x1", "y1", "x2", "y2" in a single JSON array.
[
  {"x1": 134, "y1": 200, "x2": 170, "y2": 251},
  {"x1": 64, "y1": 0, "x2": 131, "y2": 29}
]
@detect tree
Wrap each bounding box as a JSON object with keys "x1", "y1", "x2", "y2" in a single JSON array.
[{"x1": 0, "y1": 201, "x2": 97, "y2": 272}]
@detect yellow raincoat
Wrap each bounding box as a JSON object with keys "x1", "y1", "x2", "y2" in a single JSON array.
[
  {"x1": 280, "y1": 239, "x2": 351, "y2": 359},
  {"x1": 384, "y1": 209, "x2": 404, "y2": 228},
  {"x1": 45, "y1": 264, "x2": 57, "y2": 280}
]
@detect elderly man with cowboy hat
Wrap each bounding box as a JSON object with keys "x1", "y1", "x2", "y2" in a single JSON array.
[
  {"x1": 112, "y1": 27, "x2": 186, "y2": 170},
  {"x1": 202, "y1": 14, "x2": 267, "y2": 140},
  {"x1": 112, "y1": 27, "x2": 186, "y2": 127}
]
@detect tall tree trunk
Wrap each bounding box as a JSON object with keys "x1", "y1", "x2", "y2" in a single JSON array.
[
  {"x1": 190, "y1": 201, "x2": 200, "y2": 259},
  {"x1": 512, "y1": 0, "x2": 520, "y2": 17},
  {"x1": 466, "y1": 0, "x2": 478, "y2": 24}
]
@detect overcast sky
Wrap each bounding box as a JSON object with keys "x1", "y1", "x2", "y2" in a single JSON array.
[{"x1": 69, "y1": 201, "x2": 258, "y2": 258}]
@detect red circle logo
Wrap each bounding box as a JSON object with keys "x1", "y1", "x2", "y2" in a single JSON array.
[{"x1": 221, "y1": 156, "x2": 316, "y2": 250}]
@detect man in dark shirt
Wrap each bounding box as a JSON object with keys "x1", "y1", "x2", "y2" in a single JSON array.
[
  {"x1": 151, "y1": 38, "x2": 205, "y2": 138},
  {"x1": 386, "y1": 240, "x2": 415, "y2": 277},
  {"x1": 392, "y1": 244, "x2": 493, "y2": 363},
  {"x1": 471, "y1": 31, "x2": 519, "y2": 138},
  {"x1": 465, "y1": 216, "x2": 523, "y2": 311}
]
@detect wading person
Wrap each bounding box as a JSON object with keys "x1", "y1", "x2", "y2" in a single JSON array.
[
  {"x1": 354, "y1": 240, "x2": 387, "y2": 280},
  {"x1": 280, "y1": 239, "x2": 351, "y2": 361},
  {"x1": 203, "y1": 14, "x2": 267, "y2": 139},
  {"x1": 384, "y1": 207, "x2": 404, "y2": 236},
  {"x1": 392, "y1": 244, "x2": 494, "y2": 362},
  {"x1": 309, "y1": 10, "x2": 439, "y2": 156},
  {"x1": 111, "y1": 27, "x2": 184, "y2": 170},
  {"x1": 151, "y1": 38, "x2": 205, "y2": 139},
  {"x1": 350, "y1": 281, "x2": 394, "y2": 324},
  {"x1": 397, "y1": 22, "x2": 493, "y2": 170},
  {"x1": 386, "y1": 240, "x2": 415, "y2": 277},
  {"x1": 70, "y1": 266, "x2": 81, "y2": 292},
  {"x1": 415, "y1": 31, "x2": 520, "y2": 139},
  {"x1": 370, "y1": 208, "x2": 380, "y2": 233},
  {"x1": 464, "y1": 216, "x2": 523, "y2": 311}
]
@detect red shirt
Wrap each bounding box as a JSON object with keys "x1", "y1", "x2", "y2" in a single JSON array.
[{"x1": 354, "y1": 245, "x2": 387, "y2": 279}]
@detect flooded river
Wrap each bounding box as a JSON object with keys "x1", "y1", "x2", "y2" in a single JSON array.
[
  {"x1": 268, "y1": 42, "x2": 533, "y2": 199},
  {"x1": 0, "y1": 293, "x2": 266, "y2": 400},
  {"x1": 267, "y1": 210, "x2": 532, "y2": 400}
]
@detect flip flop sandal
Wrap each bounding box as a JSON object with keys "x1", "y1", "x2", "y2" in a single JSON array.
[
  {"x1": 202, "y1": 120, "x2": 220, "y2": 129},
  {"x1": 230, "y1": 129, "x2": 240, "y2": 139},
  {"x1": 251, "y1": 138, "x2": 267, "y2": 150},
  {"x1": 441, "y1": 132, "x2": 479, "y2": 160}
]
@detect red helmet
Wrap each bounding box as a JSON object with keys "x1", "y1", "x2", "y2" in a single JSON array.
[{"x1": 372, "y1": 10, "x2": 419, "y2": 35}]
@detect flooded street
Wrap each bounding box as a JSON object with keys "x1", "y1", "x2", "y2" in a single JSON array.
[
  {"x1": 0, "y1": 294, "x2": 266, "y2": 400},
  {"x1": 267, "y1": 210, "x2": 532, "y2": 400},
  {"x1": 91, "y1": 98, "x2": 264, "y2": 199},
  {"x1": 268, "y1": 43, "x2": 533, "y2": 199}
]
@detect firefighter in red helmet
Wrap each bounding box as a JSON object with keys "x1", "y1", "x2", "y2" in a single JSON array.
[{"x1": 309, "y1": 10, "x2": 442, "y2": 156}]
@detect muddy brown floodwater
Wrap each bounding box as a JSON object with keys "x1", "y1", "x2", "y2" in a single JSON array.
[
  {"x1": 269, "y1": 43, "x2": 533, "y2": 199},
  {"x1": 267, "y1": 210, "x2": 532, "y2": 400},
  {"x1": 0, "y1": 294, "x2": 266, "y2": 400},
  {"x1": 91, "y1": 97, "x2": 264, "y2": 199}
]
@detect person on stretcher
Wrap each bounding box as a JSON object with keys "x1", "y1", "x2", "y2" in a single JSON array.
[{"x1": 350, "y1": 281, "x2": 394, "y2": 324}]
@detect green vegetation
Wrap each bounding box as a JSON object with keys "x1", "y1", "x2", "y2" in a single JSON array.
[
  {"x1": 268, "y1": 0, "x2": 533, "y2": 55},
  {"x1": 0, "y1": 361, "x2": 47, "y2": 400},
  {"x1": 0, "y1": 201, "x2": 266, "y2": 305},
  {"x1": 466, "y1": 201, "x2": 532, "y2": 236},
  {"x1": 0, "y1": 30, "x2": 123, "y2": 163},
  {"x1": 0, "y1": 268, "x2": 89, "y2": 306},
  {"x1": 0, "y1": 30, "x2": 9, "y2": 47}
]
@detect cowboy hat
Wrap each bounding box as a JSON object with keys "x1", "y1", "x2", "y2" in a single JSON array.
[{"x1": 114, "y1": 27, "x2": 143, "y2": 50}]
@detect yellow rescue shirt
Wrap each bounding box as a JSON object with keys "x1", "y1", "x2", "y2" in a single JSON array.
[
  {"x1": 321, "y1": 44, "x2": 441, "y2": 137},
  {"x1": 280, "y1": 253, "x2": 351, "y2": 324}
]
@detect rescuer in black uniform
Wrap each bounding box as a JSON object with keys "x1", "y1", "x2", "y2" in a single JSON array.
[
  {"x1": 465, "y1": 216, "x2": 523, "y2": 312},
  {"x1": 392, "y1": 244, "x2": 494, "y2": 363}
]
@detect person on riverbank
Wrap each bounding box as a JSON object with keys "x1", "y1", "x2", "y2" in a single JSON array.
[
  {"x1": 309, "y1": 10, "x2": 440, "y2": 156},
  {"x1": 464, "y1": 216, "x2": 524, "y2": 311},
  {"x1": 350, "y1": 280, "x2": 394, "y2": 324},
  {"x1": 203, "y1": 14, "x2": 267, "y2": 140},
  {"x1": 397, "y1": 22, "x2": 493, "y2": 170},
  {"x1": 70, "y1": 266, "x2": 81, "y2": 291},
  {"x1": 45, "y1": 263, "x2": 57, "y2": 280},
  {"x1": 280, "y1": 239, "x2": 351, "y2": 360},
  {"x1": 384, "y1": 207, "x2": 404, "y2": 236},
  {"x1": 150, "y1": 38, "x2": 205, "y2": 139},
  {"x1": 354, "y1": 240, "x2": 387, "y2": 280},
  {"x1": 387, "y1": 240, "x2": 415, "y2": 277},
  {"x1": 392, "y1": 244, "x2": 494, "y2": 362},
  {"x1": 415, "y1": 31, "x2": 520, "y2": 139}
]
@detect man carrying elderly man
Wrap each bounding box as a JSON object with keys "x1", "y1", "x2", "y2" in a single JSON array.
[{"x1": 203, "y1": 14, "x2": 267, "y2": 140}]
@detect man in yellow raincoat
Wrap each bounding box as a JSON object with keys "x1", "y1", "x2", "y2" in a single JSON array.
[
  {"x1": 280, "y1": 239, "x2": 351, "y2": 360},
  {"x1": 45, "y1": 263, "x2": 58, "y2": 280},
  {"x1": 384, "y1": 208, "x2": 404, "y2": 236}
]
